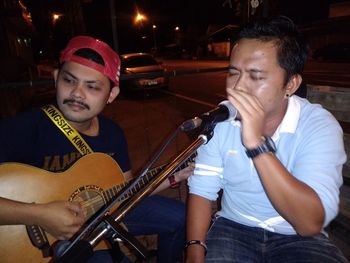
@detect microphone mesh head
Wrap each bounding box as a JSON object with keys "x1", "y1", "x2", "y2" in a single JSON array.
[{"x1": 218, "y1": 100, "x2": 238, "y2": 120}]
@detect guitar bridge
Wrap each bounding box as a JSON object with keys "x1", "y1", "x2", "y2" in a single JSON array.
[{"x1": 26, "y1": 224, "x2": 52, "y2": 258}]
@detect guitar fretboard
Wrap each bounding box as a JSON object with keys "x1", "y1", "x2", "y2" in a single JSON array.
[{"x1": 101, "y1": 156, "x2": 194, "y2": 204}]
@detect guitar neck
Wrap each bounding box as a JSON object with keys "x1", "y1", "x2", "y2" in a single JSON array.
[{"x1": 102, "y1": 156, "x2": 194, "y2": 203}]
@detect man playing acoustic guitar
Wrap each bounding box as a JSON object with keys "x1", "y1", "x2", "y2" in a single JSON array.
[{"x1": 0, "y1": 35, "x2": 193, "y2": 263}]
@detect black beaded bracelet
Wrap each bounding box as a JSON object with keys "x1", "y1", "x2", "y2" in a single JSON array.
[{"x1": 185, "y1": 240, "x2": 207, "y2": 255}]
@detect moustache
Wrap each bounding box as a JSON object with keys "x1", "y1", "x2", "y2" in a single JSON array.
[{"x1": 63, "y1": 99, "x2": 90, "y2": 110}]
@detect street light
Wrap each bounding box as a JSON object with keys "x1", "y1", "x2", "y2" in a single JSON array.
[
  {"x1": 51, "y1": 12, "x2": 63, "y2": 25},
  {"x1": 174, "y1": 26, "x2": 181, "y2": 45},
  {"x1": 134, "y1": 12, "x2": 147, "y2": 25},
  {"x1": 152, "y1": 24, "x2": 157, "y2": 51}
]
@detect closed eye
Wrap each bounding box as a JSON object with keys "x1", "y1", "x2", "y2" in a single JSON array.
[
  {"x1": 87, "y1": 85, "x2": 102, "y2": 91},
  {"x1": 85, "y1": 81, "x2": 103, "y2": 91},
  {"x1": 228, "y1": 68, "x2": 240, "y2": 77},
  {"x1": 249, "y1": 69, "x2": 266, "y2": 81},
  {"x1": 62, "y1": 76, "x2": 76, "y2": 85},
  {"x1": 250, "y1": 74, "x2": 265, "y2": 81},
  {"x1": 251, "y1": 76, "x2": 263, "y2": 81}
]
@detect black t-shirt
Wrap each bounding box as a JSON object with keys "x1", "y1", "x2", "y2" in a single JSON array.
[{"x1": 0, "y1": 107, "x2": 131, "y2": 173}]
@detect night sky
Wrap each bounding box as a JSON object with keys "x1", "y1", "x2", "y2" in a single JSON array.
[
  {"x1": 23, "y1": 0, "x2": 343, "y2": 57},
  {"x1": 83, "y1": 0, "x2": 241, "y2": 53}
]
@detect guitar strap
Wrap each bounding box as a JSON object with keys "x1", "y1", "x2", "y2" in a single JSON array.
[
  {"x1": 41, "y1": 104, "x2": 94, "y2": 155},
  {"x1": 39, "y1": 105, "x2": 135, "y2": 260},
  {"x1": 25, "y1": 105, "x2": 95, "y2": 257}
]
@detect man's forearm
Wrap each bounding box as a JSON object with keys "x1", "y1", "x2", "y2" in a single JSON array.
[
  {"x1": 253, "y1": 153, "x2": 325, "y2": 235},
  {"x1": 186, "y1": 194, "x2": 212, "y2": 263},
  {"x1": 0, "y1": 197, "x2": 35, "y2": 225}
]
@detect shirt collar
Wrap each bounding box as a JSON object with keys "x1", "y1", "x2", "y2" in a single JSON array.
[
  {"x1": 272, "y1": 95, "x2": 300, "y2": 140},
  {"x1": 230, "y1": 95, "x2": 301, "y2": 138}
]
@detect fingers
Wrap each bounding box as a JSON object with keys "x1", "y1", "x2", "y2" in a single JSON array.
[
  {"x1": 185, "y1": 163, "x2": 195, "y2": 173},
  {"x1": 174, "y1": 163, "x2": 195, "y2": 182},
  {"x1": 227, "y1": 88, "x2": 263, "y2": 119},
  {"x1": 34, "y1": 201, "x2": 86, "y2": 240},
  {"x1": 66, "y1": 201, "x2": 86, "y2": 218},
  {"x1": 65, "y1": 202, "x2": 85, "y2": 227},
  {"x1": 184, "y1": 163, "x2": 195, "y2": 171},
  {"x1": 226, "y1": 88, "x2": 265, "y2": 147}
]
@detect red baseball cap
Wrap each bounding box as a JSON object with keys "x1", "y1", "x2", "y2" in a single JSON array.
[{"x1": 60, "y1": 35, "x2": 121, "y2": 86}]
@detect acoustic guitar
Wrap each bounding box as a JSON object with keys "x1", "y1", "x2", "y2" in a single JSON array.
[{"x1": 0, "y1": 152, "x2": 192, "y2": 263}]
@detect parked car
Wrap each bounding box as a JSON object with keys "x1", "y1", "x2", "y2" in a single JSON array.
[{"x1": 119, "y1": 53, "x2": 168, "y2": 91}]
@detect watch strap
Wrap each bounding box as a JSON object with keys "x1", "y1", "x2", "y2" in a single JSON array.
[{"x1": 245, "y1": 136, "x2": 275, "y2": 158}]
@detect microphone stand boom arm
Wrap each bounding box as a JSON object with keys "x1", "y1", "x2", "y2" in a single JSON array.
[
  {"x1": 88, "y1": 134, "x2": 208, "y2": 248},
  {"x1": 113, "y1": 135, "x2": 206, "y2": 224}
]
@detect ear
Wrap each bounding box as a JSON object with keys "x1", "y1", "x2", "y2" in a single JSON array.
[
  {"x1": 107, "y1": 86, "x2": 120, "y2": 104},
  {"x1": 53, "y1": 69, "x2": 59, "y2": 84},
  {"x1": 285, "y1": 74, "x2": 302, "y2": 97}
]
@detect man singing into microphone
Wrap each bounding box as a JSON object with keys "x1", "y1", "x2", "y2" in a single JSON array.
[{"x1": 186, "y1": 16, "x2": 348, "y2": 263}]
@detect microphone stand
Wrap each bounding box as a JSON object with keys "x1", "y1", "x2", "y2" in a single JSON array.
[
  {"x1": 111, "y1": 135, "x2": 207, "y2": 223},
  {"x1": 54, "y1": 123, "x2": 216, "y2": 263},
  {"x1": 53, "y1": 181, "x2": 145, "y2": 263},
  {"x1": 88, "y1": 123, "x2": 215, "y2": 248}
]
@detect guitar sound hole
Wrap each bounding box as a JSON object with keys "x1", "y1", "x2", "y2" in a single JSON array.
[{"x1": 69, "y1": 185, "x2": 106, "y2": 219}]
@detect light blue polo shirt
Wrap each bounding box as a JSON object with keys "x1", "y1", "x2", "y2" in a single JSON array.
[{"x1": 188, "y1": 95, "x2": 346, "y2": 235}]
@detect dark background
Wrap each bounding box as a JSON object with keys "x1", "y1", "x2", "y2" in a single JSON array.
[{"x1": 21, "y1": 0, "x2": 344, "y2": 57}]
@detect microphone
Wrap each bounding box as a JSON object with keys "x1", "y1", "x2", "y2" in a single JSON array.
[{"x1": 180, "y1": 100, "x2": 238, "y2": 132}]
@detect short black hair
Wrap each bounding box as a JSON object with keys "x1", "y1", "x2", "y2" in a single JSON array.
[{"x1": 238, "y1": 16, "x2": 309, "y2": 83}]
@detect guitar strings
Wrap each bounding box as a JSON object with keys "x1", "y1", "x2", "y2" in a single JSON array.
[
  {"x1": 75, "y1": 158, "x2": 195, "y2": 217},
  {"x1": 77, "y1": 183, "x2": 128, "y2": 217}
]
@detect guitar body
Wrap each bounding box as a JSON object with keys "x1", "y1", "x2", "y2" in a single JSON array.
[{"x1": 0, "y1": 153, "x2": 125, "y2": 263}]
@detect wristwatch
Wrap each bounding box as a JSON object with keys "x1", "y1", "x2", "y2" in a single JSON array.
[{"x1": 245, "y1": 136, "x2": 276, "y2": 158}]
